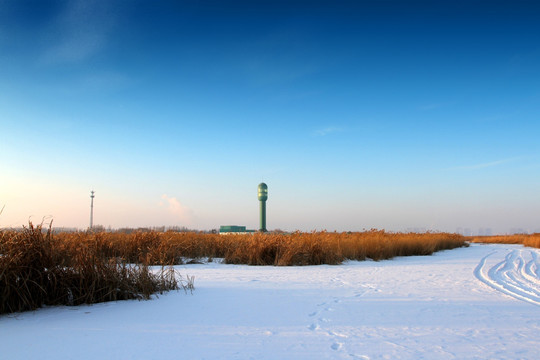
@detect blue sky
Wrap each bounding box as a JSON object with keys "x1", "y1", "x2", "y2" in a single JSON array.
[{"x1": 1, "y1": 0, "x2": 539, "y2": 234}]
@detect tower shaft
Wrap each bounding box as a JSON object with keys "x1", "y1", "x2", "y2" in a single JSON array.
[
  {"x1": 257, "y1": 183, "x2": 268, "y2": 232},
  {"x1": 259, "y1": 200, "x2": 266, "y2": 232}
]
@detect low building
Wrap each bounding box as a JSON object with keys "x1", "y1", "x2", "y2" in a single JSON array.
[{"x1": 219, "y1": 225, "x2": 256, "y2": 235}]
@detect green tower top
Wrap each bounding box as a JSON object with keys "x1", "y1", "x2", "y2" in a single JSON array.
[{"x1": 258, "y1": 183, "x2": 268, "y2": 201}]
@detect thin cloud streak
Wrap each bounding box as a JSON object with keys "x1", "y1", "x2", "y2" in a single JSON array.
[
  {"x1": 418, "y1": 101, "x2": 455, "y2": 111},
  {"x1": 445, "y1": 157, "x2": 522, "y2": 171},
  {"x1": 419, "y1": 103, "x2": 443, "y2": 111},
  {"x1": 40, "y1": 0, "x2": 116, "y2": 64},
  {"x1": 312, "y1": 126, "x2": 343, "y2": 137}
]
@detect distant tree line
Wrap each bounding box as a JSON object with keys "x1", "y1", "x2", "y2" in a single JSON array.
[{"x1": 2, "y1": 225, "x2": 218, "y2": 234}]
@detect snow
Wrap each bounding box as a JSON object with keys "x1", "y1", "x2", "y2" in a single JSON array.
[{"x1": 1, "y1": 244, "x2": 539, "y2": 360}]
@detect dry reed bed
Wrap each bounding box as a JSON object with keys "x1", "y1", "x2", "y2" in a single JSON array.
[
  {"x1": 1, "y1": 227, "x2": 466, "y2": 315},
  {"x1": 0, "y1": 224, "x2": 191, "y2": 315},
  {"x1": 52, "y1": 229, "x2": 467, "y2": 266},
  {"x1": 469, "y1": 233, "x2": 540, "y2": 249},
  {"x1": 220, "y1": 231, "x2": 467, "y2": 265}
]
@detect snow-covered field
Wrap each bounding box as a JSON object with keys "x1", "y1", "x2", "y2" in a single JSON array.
[{"x1": 2, "y1": 244, "x2": 539, "y2": 360}]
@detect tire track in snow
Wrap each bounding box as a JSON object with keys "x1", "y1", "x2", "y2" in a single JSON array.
[{"x1": 474, "y1": 248, "x2": 540, "y2": 306}]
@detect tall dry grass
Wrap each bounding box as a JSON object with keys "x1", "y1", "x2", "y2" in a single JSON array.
[
  {"x1": 50, "y1": 229, "x2": 466, "y2": 266},
  {"x1": 0, "y1": 223, "x2": 192, "y2": 315},
  {"x1": 469, "y1": 233, "x2": 540, "y2": 249},
  {"x1": 1, "y1": 226, "x2": 466, "y2": 314},
  {"x1": 220, "y1": 231, "x2": 467, "y2": 265}
]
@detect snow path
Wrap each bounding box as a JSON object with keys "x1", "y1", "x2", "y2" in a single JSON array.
[
  {"x1": 474, "y1": 248, "x2": 540, "y2": 306},
  {"x1": 1, "y1": 244, "x2": 540, "y2": 360}
]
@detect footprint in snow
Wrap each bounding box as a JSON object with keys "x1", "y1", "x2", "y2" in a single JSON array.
[
  {"x1": 328, "y1": 331, "x2": 348, "y2": 338},
  {"x1": 349, "y1": 355, "x2": 370, "y2": 359}
]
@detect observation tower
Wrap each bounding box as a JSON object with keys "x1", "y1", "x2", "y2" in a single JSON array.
[{"x1": 258, "y1": 183, "x2": 268, "y2": 232}]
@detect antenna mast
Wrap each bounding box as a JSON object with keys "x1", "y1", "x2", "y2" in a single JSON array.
[{"x1": 90, "y1": 190, "x2": 95, "y2": 230}]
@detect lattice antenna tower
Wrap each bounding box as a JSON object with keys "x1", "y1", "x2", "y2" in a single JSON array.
[{"x1": 90, "y1": 190, "x2": 95, "y2": 230}]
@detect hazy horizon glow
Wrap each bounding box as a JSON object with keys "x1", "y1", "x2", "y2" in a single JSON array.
[{"x1": 1, "y1": 1, "x2": 539, "y2": 234}]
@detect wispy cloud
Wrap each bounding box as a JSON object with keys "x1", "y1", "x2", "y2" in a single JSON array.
[
  {"x1": 40, "y1": 0, "x2": 116, "y2": 64},
  {"x1": 418, "y1": 102, "x2": 455, "y2": 111},
  {"x1": 80, "y1": 71, "x2": 132, "y2": 90},
  {"x1": 159, "y1": 195, "x2": 194, "y2": 225},
  {"x1": 238, "y1": 28, "x2": 321, "y2": 86},
  {"x1": 418, "y1": 103, "x2": 443, "y2": 111},
  {"x1": 445, "y1": 157, "x2": 521, "y2": 171},
  {"x1": 478, "y1": 111, "x2": 519, "y2": 123},
  {"x1": 312, "y1": 126, "x2": 343, "y2": 137}
]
